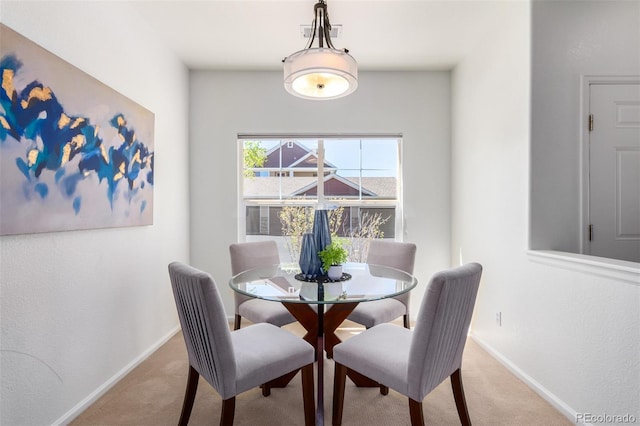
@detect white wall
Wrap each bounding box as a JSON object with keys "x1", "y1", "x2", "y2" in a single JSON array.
[
  {"x1": 0, "y1": 2, "x2": 189, "y2": 425},
  {"x1": 453, "y1": 1, "x2": 639, "y2": 423},
  {"x1": 189, "y1": 71, "x2": 451, "y2": 317},
  {"x1": 530, "y1": 0, "x2": 640, "y2": 252}
]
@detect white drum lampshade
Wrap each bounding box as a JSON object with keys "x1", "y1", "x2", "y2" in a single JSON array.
[
  {"x1": 283, "y1": 0, "x2": 358, "y2": 100},
  {"x1": 284, "y1": 48, "x2": 358, "y2": 100}
]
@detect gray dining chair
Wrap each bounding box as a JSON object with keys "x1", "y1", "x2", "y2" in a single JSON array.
[
  {"x1": 168, "y1": 261, "x2": 315, "y2": 426},
  {"x1": 229, "y1": 241, "x2": 296, "y2": 330},
  {"x1": 332, "y1": 262, "x2": 483, "y2": 426},
  {"x1": 347, "y1": 240, "x2": 417, "y2": 329}
]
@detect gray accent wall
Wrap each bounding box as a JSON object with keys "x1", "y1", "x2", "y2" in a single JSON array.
[{"x1": 188, "y1": 70, "x2": 452, "y2": 317}]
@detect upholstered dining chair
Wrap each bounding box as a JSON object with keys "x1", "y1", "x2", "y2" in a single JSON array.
[
  {"x1": 168, "y1": 262, "x2": 315, "y2": 426},
  {"x1": 347, "y1": 240, "x2": 417, "y2": 329},
  {"x1": 229, "y1": 241, "x2": 296, "y2": 330},
  {"x1": 332, "y1": 262, "x2": 483, "y2": 426}
]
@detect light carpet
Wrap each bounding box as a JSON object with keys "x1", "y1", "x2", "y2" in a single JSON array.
[{"x1": 71, "y1": 320, "x2": 572, "y2": 426}]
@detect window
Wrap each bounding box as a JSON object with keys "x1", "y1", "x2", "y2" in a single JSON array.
[{"x1": 239, "y1": 136, "x2": 402, "y2": 263}]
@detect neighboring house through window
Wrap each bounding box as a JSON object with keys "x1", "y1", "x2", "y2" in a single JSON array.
[{"x1": 239, "y1": 136, "x2": 402, "y2": 263}]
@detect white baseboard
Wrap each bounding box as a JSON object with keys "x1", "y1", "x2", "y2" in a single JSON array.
[
  {"x1": 470, "y1": 333, "x2": 588, "y2": 426},
  {"x1": 53, "y1": 325, "x2": 182, "y2": 426}
]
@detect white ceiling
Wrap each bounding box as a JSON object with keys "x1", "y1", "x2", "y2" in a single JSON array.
[{"x1": 128, "y1": 0, "x2": 510, "y2": 71}]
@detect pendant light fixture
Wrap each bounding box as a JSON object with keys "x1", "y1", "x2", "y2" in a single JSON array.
[{"x1": 283, "y1": 0, "x2": 358, "y2": 100}]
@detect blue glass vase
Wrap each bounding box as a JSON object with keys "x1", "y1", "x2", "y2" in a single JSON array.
[
  {"x1": 299, "y1": 232, "x2": 321, "y2": 277},
  {"x1": 313, "y1": 209, "x2": 332, "y2": 255}
]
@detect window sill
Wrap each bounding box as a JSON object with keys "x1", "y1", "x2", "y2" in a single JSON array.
[{"x1": 527, "y1": 250, "x2": 640, "y2": 286}]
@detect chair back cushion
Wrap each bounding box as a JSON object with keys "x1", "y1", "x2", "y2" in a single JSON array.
[
  {"x1": 168, "y1": 262, "x2": 237, "y2": 397},
  {"x1": 367, "y1": 240, "x2": 417, "y2": 309},
  {"x1": 229, "y1": 241, "x2": 281, "y2": 312},
  {"x1": 230, "y1": 240, "x2": 280, "y2": 275},
  {"x1": 367, "y1": 240, "x2": 416, "y2": 274},
  {"x1": 407, "y1": 262, "x2": 482, "y2": 400}
]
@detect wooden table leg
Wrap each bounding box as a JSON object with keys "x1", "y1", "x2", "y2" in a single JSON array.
[
  {"x1": 283, "y1": 301, "x2": 332, "y2": 426},
  {"x1": 283, "y1": 301, "x2": 379, "y2": 388},
  {"x1": 282, "y1": 303, "x2": 320, "y2": 351},
  {"x1": 282, "y1": 302, "x2": 358, "y2": 356},
  {"x1": 322, "y1": 302, "x2": 358, "y2": 359}
]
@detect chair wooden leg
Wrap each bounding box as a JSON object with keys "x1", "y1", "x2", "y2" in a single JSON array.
[
  {"x1": 408, "y1": 398, "x2": 425, "y2": 426},
  {"x1": 261, "y1": 383, "x2": 271, "y2": 396},
  {"x1": 262, "y1": 369, "x2": 298, "y2": 389},
  {"x1": 451, "y1": 368, "x2": 472, "y2": 426},
  {"x1": 379, "y1": 384, "x2": 389, "y2": 395},
  {"x1": 403, "y1": 314, "x2": 410, "y2": 329},
  {"x1": 332, "y1": 362, "x2": 348, "y2": 426},
  {"x1": 178, "y1": 366, "x2": 199, "y2": 426},
  {"x1": 301, "y1": 363, "x2": 315, "y2": 426},
  {"x1": 220, "y1": 397, "x2": 235, "y2": 426},
  {"x1": 233, "y1": 314, "x2": 242, "y2": 330},
  {"x1": 345, "y1": 367, "x2": 379, "y2": 388}
]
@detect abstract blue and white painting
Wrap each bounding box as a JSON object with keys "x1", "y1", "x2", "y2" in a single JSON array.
[{"x1": 0, "y1": 24, "x2": 154, "y2": 235}]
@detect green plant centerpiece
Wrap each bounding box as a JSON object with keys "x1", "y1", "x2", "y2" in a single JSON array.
[{"x1": 318, "y1": 240, "x2": 348, "y2": 279}]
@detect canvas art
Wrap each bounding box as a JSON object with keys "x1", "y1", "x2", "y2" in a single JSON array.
[{"x1": 0, "y1": 24, "x2": 154, "y2": 235}]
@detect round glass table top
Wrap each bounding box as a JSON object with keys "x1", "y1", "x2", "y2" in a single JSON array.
[{"x1": 229, "y1": 262, "x2": 417, "y2": 304}]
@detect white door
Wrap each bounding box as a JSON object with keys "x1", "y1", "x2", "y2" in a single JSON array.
[{"x1": 588, "y1": 83, "x2": 640, "y2": 262}]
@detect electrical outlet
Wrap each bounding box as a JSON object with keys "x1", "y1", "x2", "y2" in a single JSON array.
[{"x1": 496, "y1": 312, "x2": 502, "y2": 326}]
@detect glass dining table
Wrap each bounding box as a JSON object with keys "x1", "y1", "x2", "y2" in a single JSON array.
[{"x1": 229, "y1": 262, "x2": 418, "y2": 426}]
